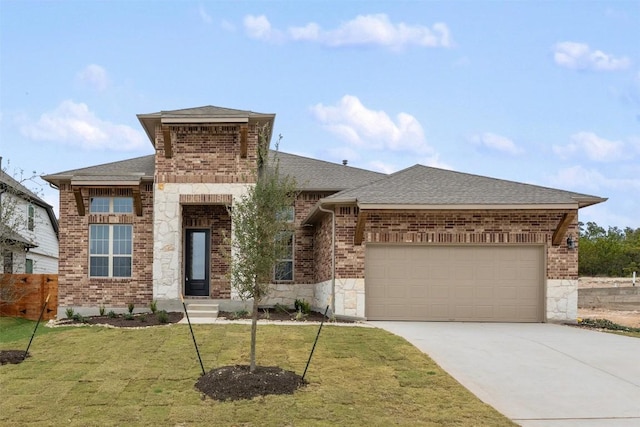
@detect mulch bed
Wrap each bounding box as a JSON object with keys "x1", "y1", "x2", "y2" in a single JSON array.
[
  {"x1": 0, "y1": 350, "x2": 30, "y2": 365},
  {"x1": 61, "y1": 311, "x2": 185, "y2": 328},
  {"x1": 219, "y1": 308, "x2": 337, "y2": 322},
  {"x1": 195, "y1": 365, "x2": 307, "y2": 401}
]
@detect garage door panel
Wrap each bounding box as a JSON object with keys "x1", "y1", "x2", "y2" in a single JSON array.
[{"x1": 366, "y1": 245, "x2": 543, "y2": 322}]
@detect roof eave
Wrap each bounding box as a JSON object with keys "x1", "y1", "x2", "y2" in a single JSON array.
[
  {"x1": 356, "y1": 203, "x2": 582, "y2": 210},
  {"x1": 573, "y1": 197, "x2": 608, "y2": 209}
]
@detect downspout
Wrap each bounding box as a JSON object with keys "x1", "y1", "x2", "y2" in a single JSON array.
[{"x1": 318, "y1": 204, "x2": 335, "y2": 315}]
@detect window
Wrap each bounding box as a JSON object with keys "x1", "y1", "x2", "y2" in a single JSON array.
[
  {"x1": 273, "y1": 206, "x2": 294, "y2": 281},
  {"x1": 89, "y1": 224, "x2": 132, "y2": 277},
  {"x1": 274, "y1": 231, "x2": 294, "y2": 281},
  {"x1": 28, "y1": 205, "x2": 35, "y2": 231},
  {"x1": 90, "y1": 197, "x2": 133, "y2": 214},
  {"x1": 25, "y1": 259, "x2": 33, "y2": 274}
]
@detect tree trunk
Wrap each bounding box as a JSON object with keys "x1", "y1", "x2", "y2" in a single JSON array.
[{"x1": 249, "y1": 298, "x2": 259, "y2": 372}]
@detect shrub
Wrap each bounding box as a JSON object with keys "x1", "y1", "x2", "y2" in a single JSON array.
[
  {"x1": 274, "y1": 303, "x2": 290, "y2": 314},
  {"x1": 138, "y1": 314, "x2": 147, "y2": 322},
  {"x1": 232, "y1": 309, "x2": 249, "y2": 319},
  {"x1": 127, "y1": 302, "x2": 135, "y2": 314},
  {"x1": 149, "y1": 300, "x2": 158, "y2": 314},
  {"x1": 99, "y1": 305, "x2": 106, "y2": 316},
  {"x1": 107, "y1": 310, "x2": 117, "y2": 318},
  {"x1": 157, "y1": 310, "x2": 169, "y2": 324},
  {"x1": 65, "y1": 308, "x2": 74, "y2": 319},
  {"x1": 294, "y1": 299, "x2": 311, "y2": 315},
  {"x1": 124, "y1": 313, "x2": 134, "y2": 321},
  {"x1": 72, "y1": 313, "x2": 86, "y2": 323}
]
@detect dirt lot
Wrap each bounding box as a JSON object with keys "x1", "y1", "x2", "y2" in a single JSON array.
[{"x1": 578, "y1": 277, "x2": 640, "y2": 328}]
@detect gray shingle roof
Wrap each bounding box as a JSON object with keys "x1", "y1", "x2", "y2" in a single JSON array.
[
  {"x1": 272, "y1": 151, "x2": 386, "y2": 191},
  {"x1": 142, "y1": 105, "x2": 273, "y2": 119},
  {"x1": 1, "y1": 170, "x2": 59, "y2": 237},
  {"x1": 136, "y1": 105, "x2": 276, "y2": 146},
  {"x1": 41, "y1": 155, "x2": 155, "y2": 186},
  {"x1": 0, "y1": 170, "x2": 49, "y2": 207},
  {"x1": 324, "y1": 164, "x2": 606, "y2": 207}
]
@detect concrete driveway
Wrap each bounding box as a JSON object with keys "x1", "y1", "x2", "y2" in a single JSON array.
[{"x1": 370, "y1": 322, "x2": 640, "y2": 427}]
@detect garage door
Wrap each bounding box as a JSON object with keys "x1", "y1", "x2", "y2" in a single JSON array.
[{"x1": 365, "y1": 245, "x2": 544, "y2": 322}]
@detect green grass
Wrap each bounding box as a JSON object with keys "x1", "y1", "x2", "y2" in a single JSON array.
[
  {"x1": 0, "y1": 320, "x2": 515, "y2": 426},
  {"x1": 0, "y1": 316, "x2": 72, "y2": 344},
  {"x1": 578, "y1": 317, "x2": 640, "y2": 338}
]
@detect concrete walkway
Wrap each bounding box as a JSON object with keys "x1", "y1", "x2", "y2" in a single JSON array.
[{"x1": 370, "y1": 322, "x2": 640, "y2": 427}]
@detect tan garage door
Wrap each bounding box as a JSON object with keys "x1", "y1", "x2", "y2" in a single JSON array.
[{"x1": 366, "y1": 245, "x2": 544, "y2": 322}]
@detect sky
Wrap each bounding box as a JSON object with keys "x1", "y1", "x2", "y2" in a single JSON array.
[{"x1": 1, "y1": 1, "x2": 639, "y2": 229}]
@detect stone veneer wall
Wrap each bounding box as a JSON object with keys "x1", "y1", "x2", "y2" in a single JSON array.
[
  {"x1": 56, "y1": 184, "x2": 154, "y2": 313},
  {"x1": 152, "y1": 182, "x2": 249, "y2": 301}
]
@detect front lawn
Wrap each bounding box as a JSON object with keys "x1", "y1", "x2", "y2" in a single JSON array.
[{"x1": 0, "y1": 320, "x2": 515, "y2": 426}]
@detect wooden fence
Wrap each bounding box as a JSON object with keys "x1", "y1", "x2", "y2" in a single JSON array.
[{"x1": 0, "y1": 274, "x2": 58, "y2": 321}]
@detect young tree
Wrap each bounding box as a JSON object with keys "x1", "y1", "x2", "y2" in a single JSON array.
[{"x1": 227, "y1": 127, "x2": 297, "y2": 372}]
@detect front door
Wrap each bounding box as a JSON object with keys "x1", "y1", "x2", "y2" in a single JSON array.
[{"x1": 184, "y1": 229, "x2": 210, "y2": 297}]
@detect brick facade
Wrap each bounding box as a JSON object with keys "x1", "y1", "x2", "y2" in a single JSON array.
[
  {"x1": 57, "y1": 184, "x2": 154, "y2": 308},
  {"x1": 314, "y1": 207, "x2": 579, "y2": 281},
  {"x1": 155, "y1": 124, "x2": 260, "y2": 184}
]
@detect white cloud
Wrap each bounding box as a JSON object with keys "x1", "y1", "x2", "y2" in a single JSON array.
[
  {"x1": 290, "y1": 14, "x2": 453, "y2": 50},
  {"x1": 76, "y1": 64, "x2": 109, "y2": 91},
  {"x1": 244, "y1": 14, "x2": 452, "y2": 50},
  {"x1": 243, "y1": 15, "x2": 283, "y2": 42},
  {"x1": 20, "y1": 100, "x2": 147, "y2": 151},
  {"x1": 553, "y1": 132, "x2": 625, "y2": 162},
  {"x1": 470, "y1": 132, "x2": 523, "y2": 155},
  {"x1": 550, "y1": 165, "x2": 640, "y2": 192},
  {"x1": 553, "y1": 42, "x2": 630, "y2": 71},
  {"x1": 310, "y1": 95, "x2": 433, "y2": 154},
  {"x1": 198, "y1": 5, "x2": 212, "y2": 24}
]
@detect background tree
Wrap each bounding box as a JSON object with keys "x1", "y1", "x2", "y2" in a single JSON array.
[
  {"x1": 578, "y1": 221, "x2": 640, "y2": 277},
  {"x1": 226, "y1": 127, "x2": 297, "y2": 372}
]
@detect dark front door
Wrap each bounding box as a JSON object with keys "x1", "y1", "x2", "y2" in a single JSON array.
[{"x1": 184, "y1": 229, "x2": 210, "y2": 297}]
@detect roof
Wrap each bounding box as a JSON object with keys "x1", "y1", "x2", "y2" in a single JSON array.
[
  {"x1": 41, "y1": 151, "x2": 385, "y2": 193},
  {"x1": 1, "y1": 169, "x2": 59, "y2": 240},
  {"x1": 136, "y1": 105, "x2": 276, "y2": 147},
  {"x1": 321, "y1": 164, "x2": 606, "y2": 209},
  {"x1": 42, "y1": 155, "x2": 155, "y2": 187},
  {"x1": 273, "y1": 151, "x2": 385, "y2": 191},
  {"x1": 0, "y1": 170, "x2": 50, "y2": 208}
]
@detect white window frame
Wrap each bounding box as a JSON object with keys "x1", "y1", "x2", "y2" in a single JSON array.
[
  {"x1": 90, "y1": 197, "x2": 133, "y2": 214},
  {"x1": 89, "y1": 224, "x2": 133, "y2": 278}
]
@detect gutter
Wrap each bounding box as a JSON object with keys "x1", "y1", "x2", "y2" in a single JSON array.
[{"x1": 318, "y1": 203, "x2": 336, "y2": 316}]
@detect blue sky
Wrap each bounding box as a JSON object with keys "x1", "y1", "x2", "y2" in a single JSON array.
[{"x1": 1, "y1": 1, "x2": 638, "y2": 228}]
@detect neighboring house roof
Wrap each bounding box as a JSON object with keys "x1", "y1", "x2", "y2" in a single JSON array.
[
  {"x1": 320, "y1": 164, "x2": 606, "y2": 209},
  {"x1": 273, "y1": 151, "x2": 385, "y2": 191},
  {"x1": 0, "y1": 169, "x2": 59, "y2": 242},
  {"x1": 136, "y1": 105, "x2": 276, "y2": 147},
  {"x1": 42, "y1": 155, "x2": 155, "y2": 187}
]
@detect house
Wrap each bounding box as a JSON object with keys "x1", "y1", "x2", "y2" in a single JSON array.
[
  {"x1": 1, "y1": 166, "x2": 59, "y2": 274},
  {"x1": 42, "y1": 105, "x2": 606, "y2": 322}
]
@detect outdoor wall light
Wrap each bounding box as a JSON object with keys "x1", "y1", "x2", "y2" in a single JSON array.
[{"x1": 566, "y1": 234, "x2": 575, "y2": 250}]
